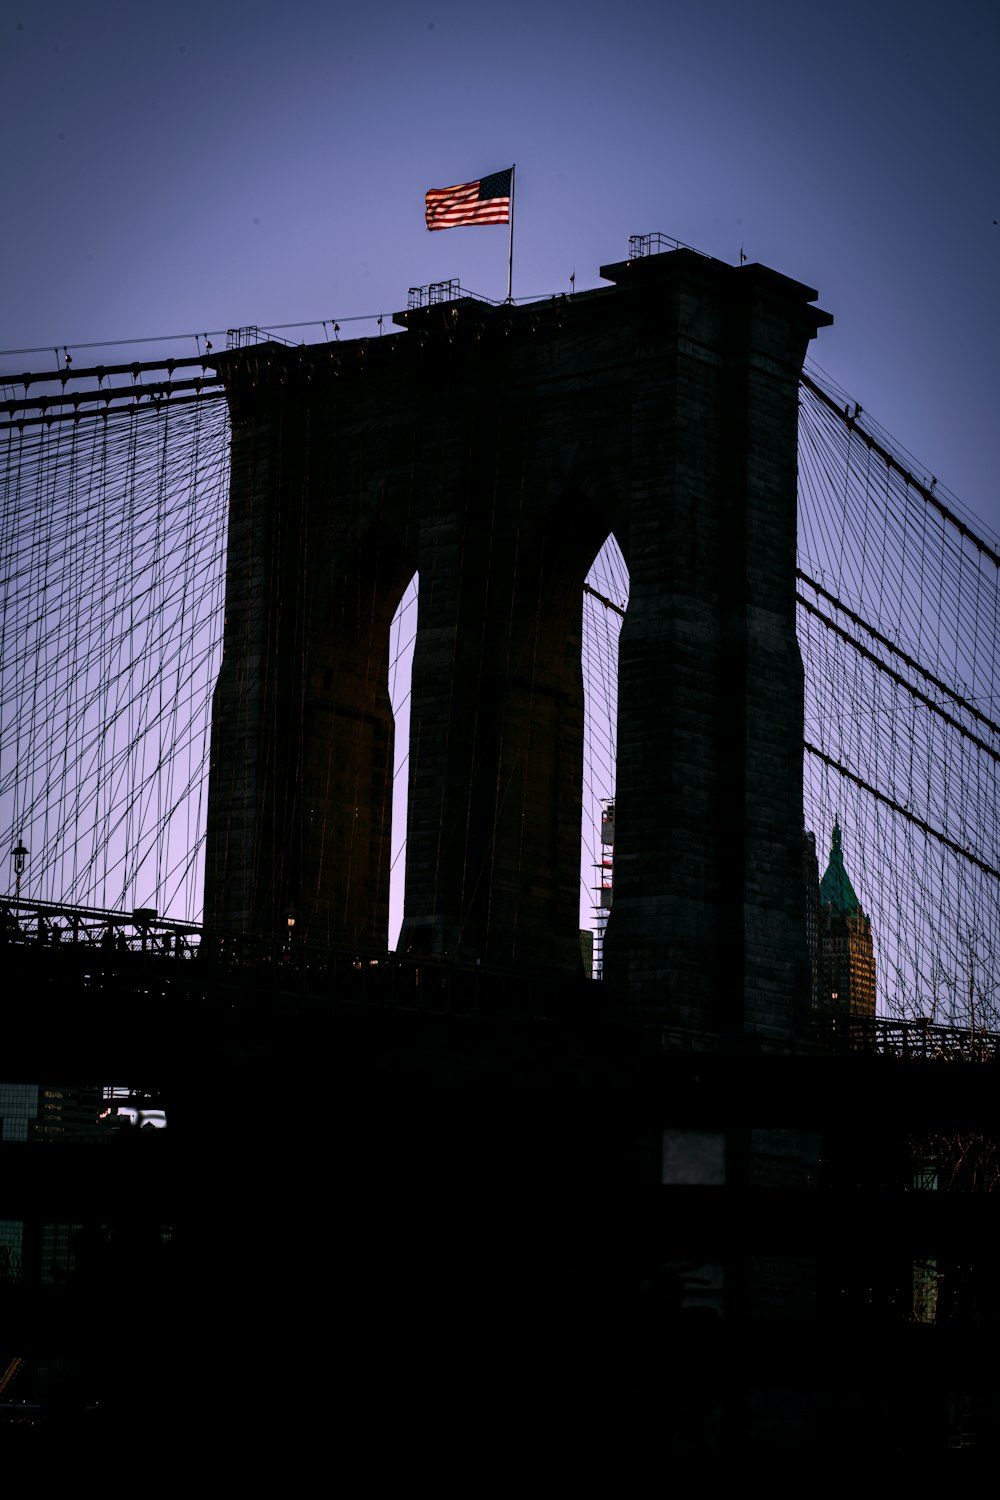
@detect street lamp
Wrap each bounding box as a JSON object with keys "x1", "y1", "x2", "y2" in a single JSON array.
[{"x1": 12, "y1": 837, "x2": 28, "y2": 902}]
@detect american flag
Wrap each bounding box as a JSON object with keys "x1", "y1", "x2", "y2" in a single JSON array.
[{"x1": 425, "y1": 169, "x2": 512, "y2": 230}]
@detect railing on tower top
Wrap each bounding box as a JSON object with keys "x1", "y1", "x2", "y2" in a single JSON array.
[
  {"x1": 225, "y1": 325, "x2": 298, "y2": 349},
  {"x1": 626, "y1": 232, "x2": 712, "y2": 260},
  {"x1": 406, "y1": 280, "x2": 502, "y2": 309}
]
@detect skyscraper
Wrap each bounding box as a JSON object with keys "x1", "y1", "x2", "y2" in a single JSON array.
[{"x1": 817, "y1": 820, "x2": 876, "y2": 1018}]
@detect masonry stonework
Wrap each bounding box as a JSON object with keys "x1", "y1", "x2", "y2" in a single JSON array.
[{"x1": 204, "y1": 248, "x2": 830, "y2": 1038}]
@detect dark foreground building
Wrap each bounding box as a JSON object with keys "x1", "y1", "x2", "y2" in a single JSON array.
[{"x1": 5, "y1": 925, "x2": 999, "y2": 1458}]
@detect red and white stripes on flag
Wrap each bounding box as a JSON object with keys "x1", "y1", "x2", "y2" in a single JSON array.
[{"x1": 425, "y1": 169, "x2": 512, "y2": 230}]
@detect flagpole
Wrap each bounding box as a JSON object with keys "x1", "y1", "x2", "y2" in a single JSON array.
[{"x1": 506, "y1": 164, "x2": 516, "y2": 304}]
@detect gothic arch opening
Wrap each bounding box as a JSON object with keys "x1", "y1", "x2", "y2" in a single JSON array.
[
  {"x1": 203, "y1": 450, "x2": 417, "y2": 950},
  {"x1": 387, "y1": 571, "x2": 418, "y2": 949},
  {"x1": 581, "y1": 535, "x2": 630, "y2": 978},
  {"x1": 396, "y1": 471, "x2": 619, "y2": 973}
]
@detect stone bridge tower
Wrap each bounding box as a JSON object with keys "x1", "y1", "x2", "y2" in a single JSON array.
[{"x1": 204, "y1": 247, "x2": 830, "y2": 1038}]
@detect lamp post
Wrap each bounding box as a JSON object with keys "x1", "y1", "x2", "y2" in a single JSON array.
[{"x1": 12, "y1": 837, "x2": 28, "y2": 903}]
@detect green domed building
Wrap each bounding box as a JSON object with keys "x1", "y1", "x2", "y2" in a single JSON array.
[{"x1": 817, "y1": 819, "x2": 876, "y2": 1018}]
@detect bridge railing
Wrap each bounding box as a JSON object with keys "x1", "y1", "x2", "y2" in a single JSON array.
[
  {"x1": 813, "y1": 1014, "x2": 1000, "y2": 1062},
  {"x1": 0, "y1": 899, "x2": 201, "y2": 958},
  {"x1": 5, "y1": 899, "x2": 998, "y2": 1051},
  {"x1": 0, "y1": 897, "x2": 596, "y2": 1021}
]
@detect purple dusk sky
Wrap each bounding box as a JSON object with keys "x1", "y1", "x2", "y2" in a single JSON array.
[{"x1": 2, "y1": 0, "x2": 997, "y2": 538}]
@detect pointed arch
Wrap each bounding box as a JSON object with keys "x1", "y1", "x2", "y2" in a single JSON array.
[
  {"x1": 398, "y1": 460, "x2": 620, "y2": 971},
  {"x1": 387, "y1": 571, "x2": 419, "y2": 949},
  {"x1": 582, "y1": 534, "x2": 630, "y2": 977}
]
